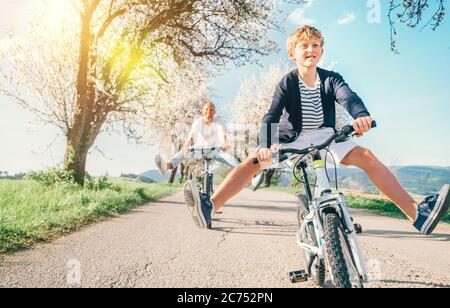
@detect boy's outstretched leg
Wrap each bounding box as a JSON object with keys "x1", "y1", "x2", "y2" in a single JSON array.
[
  {"x1": 183, "y1": 155, "x2": 262, "y2": 229},
  {"x1": 342, "y1": 147, "x2": 450, "y2": 235}
]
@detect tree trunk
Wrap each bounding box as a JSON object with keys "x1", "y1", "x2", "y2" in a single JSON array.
[
  {"x1": 64, "y1": 139, "x2": 89, "y2": 186},
  {"x1": 180, "y1": 163, "x2": 188, "y2": 182},
  {"x1": 168, "y1": 166, "x2": 178, "y2": 184}
]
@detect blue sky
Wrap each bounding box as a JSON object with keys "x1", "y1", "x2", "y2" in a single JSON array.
[{"x1": 0, "y1": 0, "x2": 449, "y2": 176}]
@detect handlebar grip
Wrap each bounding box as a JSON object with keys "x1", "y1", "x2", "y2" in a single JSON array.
[{"x1": 348, "y1": 120, "x2": 378, "y2": 133}]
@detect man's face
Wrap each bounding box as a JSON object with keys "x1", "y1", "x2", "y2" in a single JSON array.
[
  {"x1": 294, "y1": 37, "x2": 323, "y2": 69},
  {"x1": 202, "y1": 103, "x2": 216, "y2": 121}
]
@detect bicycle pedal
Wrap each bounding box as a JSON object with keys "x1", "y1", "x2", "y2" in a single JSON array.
[
  {"x1": 289, "y1": 270, "x2": 309, "y2": 283},
  {"x1": 354, "y1": 223, "x2": 363, "y2": 234}
]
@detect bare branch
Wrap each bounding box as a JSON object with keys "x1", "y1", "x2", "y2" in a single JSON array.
[{"x1": 388, "y1": 0, "x2": 446, "y2": 53}]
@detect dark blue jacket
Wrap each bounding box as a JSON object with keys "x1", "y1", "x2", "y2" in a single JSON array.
[{"x1": 259, "y1": 67, "x2": 370, "y2": 148}]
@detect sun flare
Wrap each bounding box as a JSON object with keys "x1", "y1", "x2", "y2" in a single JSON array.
[{"x1": 36, "y1": 0, "x2": 78, "y2": 30}]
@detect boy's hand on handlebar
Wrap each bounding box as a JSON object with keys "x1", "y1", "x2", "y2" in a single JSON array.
[
  {"x1": 257, "y1": 148, "x2": 273, "y2": 166},
  {"x1": 353, "y1": 116, "x2": 373, "y2": 137},
  {"x1": 257, "y1": 144, "x2": 281, "y2": 166}
]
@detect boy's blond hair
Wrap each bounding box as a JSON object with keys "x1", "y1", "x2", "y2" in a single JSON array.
[{"x1": 287, "y1": 25, "x2": 325, "y2": 60}]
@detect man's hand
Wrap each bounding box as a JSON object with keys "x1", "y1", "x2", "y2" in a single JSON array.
[
  {"x1": 182, "y1": 138, "x2": 194, "y2": 153},
  {"x1": 353, "y1": 116, "x2": 373, "y2": 137}
]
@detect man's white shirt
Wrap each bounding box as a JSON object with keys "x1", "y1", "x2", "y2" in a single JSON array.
[{"x1": 188, "y1": 118, "x2": 226, "y2": 148}]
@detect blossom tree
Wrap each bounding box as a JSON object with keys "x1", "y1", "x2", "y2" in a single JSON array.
[{"x1": 233, "y1": 63, "x2": 290, "y2": 159}]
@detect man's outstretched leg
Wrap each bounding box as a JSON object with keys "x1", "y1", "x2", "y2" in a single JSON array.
[
  {"x1": 183, "y1": 155, "x2": 261, "y2": 229},
  {"x1": 155, "y1": 154, "x2": 174, "y2": 175},
  {"x1": 155, "y1": 150, "x2": 193, "y2": 176},
  {"x1": 341, "y1": 147, "x2": 450, "y2": 235}
]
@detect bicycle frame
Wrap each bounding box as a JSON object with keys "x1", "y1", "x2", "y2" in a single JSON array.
[
  {"x1": 293, "y1": 151, "x2": 369, "y2": 283},
  {"x1": 188, "y1": 147, "x2": 224, "y2": 198}
]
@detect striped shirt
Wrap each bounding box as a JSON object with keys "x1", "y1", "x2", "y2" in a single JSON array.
[{"x1": 299, "y1": 74, "x2": 324, "y2": 131}]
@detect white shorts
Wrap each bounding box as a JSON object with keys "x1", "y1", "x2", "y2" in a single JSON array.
[{"x1": 277, "y1": 127, "x2": 359, "y2": 168}]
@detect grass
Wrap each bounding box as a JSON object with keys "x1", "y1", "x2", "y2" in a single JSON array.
[
  {"x1": 0, "y1": 179, "x2": 179, "y2": 254},
  {"x1": 268, "y1": 186, "x2": 450, "y2": 224}
]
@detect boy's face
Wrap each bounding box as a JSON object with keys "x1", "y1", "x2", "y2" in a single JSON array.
[{"x1": 293, "y1": 37, "x2": 323, "y2": 69}]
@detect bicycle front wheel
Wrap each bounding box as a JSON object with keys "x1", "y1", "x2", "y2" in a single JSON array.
[{"x1": 323, "y1": 212, "x2": 363, "y2": 288}]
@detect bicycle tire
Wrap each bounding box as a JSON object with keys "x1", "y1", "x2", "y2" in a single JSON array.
[{"x1": 323, "y1": 212, "x2": 362, "y2": 288}]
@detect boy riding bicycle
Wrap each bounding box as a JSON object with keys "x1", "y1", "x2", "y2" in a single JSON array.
[{"x1": 183, "y1": 26, "x2": 450, "y2": 236}]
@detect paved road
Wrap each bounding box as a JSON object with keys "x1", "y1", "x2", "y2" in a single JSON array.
[{"x1": 1, "y1": 189, "x2": 449, "y2": 288}]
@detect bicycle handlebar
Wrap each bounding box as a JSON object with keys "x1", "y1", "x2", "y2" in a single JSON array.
[
  {"x1": 252, "y1": 121, "x2": 377, "y2": 165},
  {"x1": 188, "y1": 146, "x2": 225, "y2": 154}
]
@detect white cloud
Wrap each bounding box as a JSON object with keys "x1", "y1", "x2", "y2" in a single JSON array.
[
  {"x1": 288, "y1": 0, "x2": 317, "y2": 25},
  {"x1": 337, "y1": 12, "x2": 356, "y2": 25}
]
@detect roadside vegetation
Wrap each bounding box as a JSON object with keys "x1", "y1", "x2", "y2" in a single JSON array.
[{"x1": 0, "y1": 170, "x2": 178, "y2": 254}]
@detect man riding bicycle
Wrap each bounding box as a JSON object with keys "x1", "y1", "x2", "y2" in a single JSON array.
[
  {"x1": 155, "y1": 101, "x2": 239, "y2": 175},
  {"x1": 183, "y1": 25, "x2": 450, "y2": 236}
]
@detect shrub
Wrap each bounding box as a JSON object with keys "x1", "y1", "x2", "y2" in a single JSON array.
[
  {"x1": 25, "y1": 170, "x2": 119, "y2": 192},
  {"x1": 25, "y1": 169, "x2": 76, "y2": 187}
]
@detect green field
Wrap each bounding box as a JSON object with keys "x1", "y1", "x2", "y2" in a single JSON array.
[{"x1": 0, "y1": 179, "x2": 178, "y2": 254}]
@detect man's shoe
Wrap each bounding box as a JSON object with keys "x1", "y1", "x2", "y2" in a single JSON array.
[
  {"x1": 414, "y1": 184, "x2": 450, "y2": 235},
  {"x1": 183, "y1": 181, "x2": 213, "y2": 229},
  {"x1": 155, "y1": 154, "x2": 167, "y2": 176}
]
